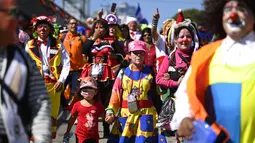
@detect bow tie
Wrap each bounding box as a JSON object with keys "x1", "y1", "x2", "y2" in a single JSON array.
[
  {"x1": 36, "y1": 40, "x2": 48, "y2": 47},
  {"x1": 130, "y1": 31, "x2": 135, "y2": 38}
]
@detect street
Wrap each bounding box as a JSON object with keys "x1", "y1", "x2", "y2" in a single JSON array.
[{"x1": 52, "y1": 110, "x2": 176, "y2": 143}]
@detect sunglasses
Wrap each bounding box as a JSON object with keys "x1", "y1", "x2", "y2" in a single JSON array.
[{"x1": 69, "y1": 22, "x2": 77, "y2": 25}]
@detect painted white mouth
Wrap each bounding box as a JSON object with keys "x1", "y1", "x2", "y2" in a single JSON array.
[{"x1": 226, "y1": 19, "x2": 245, "y2": 29}]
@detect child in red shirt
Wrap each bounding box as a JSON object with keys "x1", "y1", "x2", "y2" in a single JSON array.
[{"x1": 63, "y1": 77, "x2": 105, "y2": 143}]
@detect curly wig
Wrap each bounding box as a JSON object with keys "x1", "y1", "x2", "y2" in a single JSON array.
[{"x1": 203, "y1": 0, "x2": 255, "y2": 39}]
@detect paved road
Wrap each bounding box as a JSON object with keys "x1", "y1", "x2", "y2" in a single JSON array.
[{"x1": 53, "y1": 110, "x2": 176, "y2": 143}]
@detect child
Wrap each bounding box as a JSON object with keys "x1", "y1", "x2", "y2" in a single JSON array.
[{"x1": 63, "y1": 77, "x2": 105, "y2": 143}]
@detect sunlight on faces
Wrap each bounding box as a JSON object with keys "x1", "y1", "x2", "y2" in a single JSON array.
[
  {"x1": 109, "y1": 25, "x2": 116, "y2": 37},
  {"x1": 68, "y1": 19, "x2": 78, "y2": 33},
  {"x1": 130, "y1": 50, "x2": 145, "y2": 65},
  {"x1": 36, "y1": 23, "x2": 51, "y2": 40},
  {"x1": 80, "y1": 87, "x2": 97, "y2": 101},
  {"x1": 175, "y1": 28, "x2": 193, "y2": 51},
  {"x1": 143, "y1": 32, "x2": 152, "y2": 44},
  {"x1": 128, "y1": 21, "x2": 138, "y2": 31},
  {"x1": 94, "y1": 23, "x2": 107, "y2": 38},
  {"x1": 223, "y1": 0, "x2": 255, "y2": 40}
]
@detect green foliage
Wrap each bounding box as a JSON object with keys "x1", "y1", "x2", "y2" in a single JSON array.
[{"x1": 172, "y1": 9, "x2": 205, "y2": 25}]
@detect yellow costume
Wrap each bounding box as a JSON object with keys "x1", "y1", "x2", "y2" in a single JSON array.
[
  {"x1": 27, "y1": 39, "x2": 63, "y2": 134},
  {"x1": 106, "y1": 64, "x2": 166, "y2": 143}
]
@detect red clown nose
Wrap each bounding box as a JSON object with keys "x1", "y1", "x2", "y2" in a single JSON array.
[{"x1": 230, "y1": 12, "x2": 238, "y2": 21}]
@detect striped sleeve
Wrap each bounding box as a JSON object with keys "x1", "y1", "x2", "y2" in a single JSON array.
[{"x1": 26, "y1": 54, "x2": 52, "y2": 143}]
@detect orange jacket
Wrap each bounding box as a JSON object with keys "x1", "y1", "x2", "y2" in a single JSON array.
[{"x1": 60, "y1": 32, "x2": 86, "y2": 71}]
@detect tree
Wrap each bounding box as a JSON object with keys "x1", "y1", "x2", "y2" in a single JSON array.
[{"x1": 172, "y1": 8, "x2": 205, "y2": 25}]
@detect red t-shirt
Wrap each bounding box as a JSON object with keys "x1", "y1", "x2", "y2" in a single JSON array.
[
  {"x1": 144, "y1": 44, "x2": 156, "y2": 67},
  {"x1": 71, "y1": 101, "x2": 105, "y2": 143}
]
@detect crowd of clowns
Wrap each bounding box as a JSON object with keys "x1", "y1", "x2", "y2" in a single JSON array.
[{"x1": 14, "y1": 0, "x2": 255, "y2": 142}]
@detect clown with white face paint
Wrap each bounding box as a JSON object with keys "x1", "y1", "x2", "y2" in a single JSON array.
[
  {"x1": 222, "y1": 0, "x2": 254, "y2": 41},
  {"x1": 171, "y1": 0, "x2": 255, "y2": 142}
]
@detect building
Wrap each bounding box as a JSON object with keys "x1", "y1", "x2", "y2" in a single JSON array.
[
  {"x1": 91, "y1": 2, "x2": 137, "y2": 25},
  {"x1": 57, "y1": 0, "x2": 90, "y2": 22}
]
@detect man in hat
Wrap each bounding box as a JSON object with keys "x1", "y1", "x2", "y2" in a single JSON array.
[
  {"x1": 26, "y1": 15, "x2": 70, "y2": 139},
  {"x1": 171, "y1": 0, "x2": 255, "y2": 142},
  {"x1": 0, "y1": 0, "x2": 51, "y2": 142}
]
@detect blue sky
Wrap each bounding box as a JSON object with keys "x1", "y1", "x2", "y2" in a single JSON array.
[{"x1": 56, "y1": 0, "x2": 203, "y2": 27}]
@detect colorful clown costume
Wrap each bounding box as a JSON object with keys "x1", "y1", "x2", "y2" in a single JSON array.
[
  {"x1": 171, "y1": 32, "x2": 255, "y2": 143},
  {"x1": 26, "y1": 37, "x2": 70, "y2": 138},
  {"x1": 106, "y1": 64, "x2": 167, "y2": 143}
]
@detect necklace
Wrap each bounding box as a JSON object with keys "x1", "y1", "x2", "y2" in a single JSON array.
[
  {"x1": 129, "y1": 65, "x2": 144, "y2": 97},
  {"x1": 66, "y1": 34, "x2": 79, "y2": 58}
]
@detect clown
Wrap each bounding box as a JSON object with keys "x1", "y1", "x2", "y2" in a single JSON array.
[
  {"x1": 171, "y1": 0, "x2": 255, "y2": 142},
  {"x1": 25, "y1": 16, "x2": 70, "y2": 139},
  {"x1": 126, "y1": 17, "x2": 142, "y2": 40},
  {"x1": 105, "y1": 14, "x2": 123, "y2": 41}
]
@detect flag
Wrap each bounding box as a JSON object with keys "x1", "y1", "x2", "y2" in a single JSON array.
[{"x1": 135, "y1": 3, "x2": 148, "y2": 25}]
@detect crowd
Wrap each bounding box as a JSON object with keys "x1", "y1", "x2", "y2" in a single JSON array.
[{"x1": 0, "y1": 0, "x2": 255, "y2": 143}]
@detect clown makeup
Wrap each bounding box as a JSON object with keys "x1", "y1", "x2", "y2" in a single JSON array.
[
  {"x1": 36, "y1": 23, "x2": 51, "y2": 40},
  {"x1": 109, "y1": 25, "x2": 116, "y2": 37},
  {"x1": 128, "y1": 21, "x2": 137, "y2": 31},
  {"x1": 130, "y1": 50, "x2": 145, "y2": 65},
  {"x1": 222, "y1": 0, "x2": 254, "y2": 40},
  {"x1": 175, "y1": 28, "x2": 193, "y2": 51}
]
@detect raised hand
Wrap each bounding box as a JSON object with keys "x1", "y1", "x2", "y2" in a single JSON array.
[
  {"x1": 153, "y1": 8, "x2": 160, "y2": 20},
  {"x1": 92, "y1": 29, "x2": 102, "y2": 40},
  {"x1": 98, "y1": 8, "x2": 104, "y2": 19}
]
